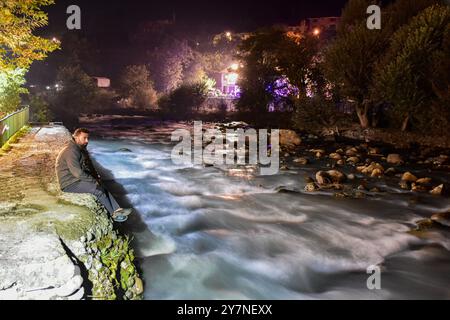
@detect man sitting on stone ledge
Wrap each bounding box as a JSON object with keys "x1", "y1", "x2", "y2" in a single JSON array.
[{"x1": 55, "y1": 128, "x2": 132, "y2": 222}]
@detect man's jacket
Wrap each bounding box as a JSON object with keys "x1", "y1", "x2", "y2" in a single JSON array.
[{"x1": 55, "y1": 138, "x2": 99, "y2": 190}]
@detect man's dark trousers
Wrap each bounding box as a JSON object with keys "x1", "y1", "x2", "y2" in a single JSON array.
[{"x1": 63, "y1": 181, "x2": 121, "y2": 215}]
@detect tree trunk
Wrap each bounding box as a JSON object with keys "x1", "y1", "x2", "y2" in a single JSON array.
[
  {"x1": 356, "y1": 105, "x2": 370, "y2": 129},
  {"x1": 401, "y1": 114, "x2": 409, "y2": 132}
]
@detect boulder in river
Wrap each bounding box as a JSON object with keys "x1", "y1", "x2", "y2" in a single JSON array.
[
  {"x1": 356, "y1": 162, "x2": 384, "y2": 177},
  {"x1": 304, "y1": 182, "x2": 319, "y2": 192},
  {"x1": 384, "y1": 167, "x2": 397, "y2": 176},
  {"x1": 368, "y1": 147, "x2": 382, "y2": 155},
  {"x1": 416, "y1": 177, "x2": 432, "y2": 185},
  {"x1": 401, "y1": 172, "x2": 418, "y2": 183},
  {"x1": 431, "y1": 211, "x2": 450, "y2": 227},
  {"x1": 415, "y1": 218, "x2": 435, "y2": 231},
  {"x1": 430, "y1": 184, "x2": 446, "y2": 196},
  {"x1": 315, "y1": 170, "x2": 346, "y2": 185},
  {"x1": 387, "y1": 154, "x2": 404, "y2": 165},
  {"x1": 371, "y1": 168, "x2": 383, "y2": 178},
  {"x1": 346, "y1": 156, "x2": 360, "y2": 164},
  {"x1": 399, "y1": 180, "x2": 410, "y2": 190},
  {"x1": 329, "y1": 153, "x2": 342, "y2": 160},
  {"x1": 293, "y1": 157, "x2": 309, "y2": 165},
  {"x1": 411, "y1": 183, "x2": 429, "y2": 192},
  {"x1": 345, "y1": 147, "x2": 359, "y2": 157},
  {"x1": 279, "y1": 130, "x2": 301, "y2": 149}
]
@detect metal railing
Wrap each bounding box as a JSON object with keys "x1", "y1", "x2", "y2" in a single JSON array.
[{"x1": 0, "y1": 106, "x2": 30, "y2": 147}]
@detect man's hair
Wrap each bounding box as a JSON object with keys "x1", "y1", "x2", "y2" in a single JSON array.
[{"x1": 73, "y1": 128, "x2": 90, "y2": 136}]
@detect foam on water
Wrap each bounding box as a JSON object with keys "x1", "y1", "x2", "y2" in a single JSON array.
[{"x1": 88, "y1": 132, "x2": 450, "y2": 300}]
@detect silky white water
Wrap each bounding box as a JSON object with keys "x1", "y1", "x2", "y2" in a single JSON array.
[{"x1": 87, "y1": 121, "x2": 450, "y2": 300}]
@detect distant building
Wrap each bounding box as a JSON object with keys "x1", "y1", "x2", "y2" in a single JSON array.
[
  {"x1": 220, "y1": 66, "x2": 240, "y2": 97},
  {"x1": 92, "y1": 77, "x2": 111, "y2": 88},
  {"x1": 305, "y1": 17, "x2": 340, "y2": 33}
]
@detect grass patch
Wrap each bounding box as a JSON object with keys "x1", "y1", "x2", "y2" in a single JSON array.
[{"x1": 0, "y1": 125, "x2": 32, "y2": 155}]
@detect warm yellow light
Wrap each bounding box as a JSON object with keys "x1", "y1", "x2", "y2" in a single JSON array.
[
  {"x1": 230, "y1": 63, "x2": 239, "y2": 71},
  {"x1": 313, "y1": 28, "x2": 321, "y2": 36},
  {"x1": 226, "y1": 32, "x2": 231, "y2": 37}
]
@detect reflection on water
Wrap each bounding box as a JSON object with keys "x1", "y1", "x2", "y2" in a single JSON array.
[{"x1": 88, "y1": 122, "x2": 450, "y2": 300}]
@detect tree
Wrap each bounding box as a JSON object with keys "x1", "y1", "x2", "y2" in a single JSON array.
[
  {"x1": 237, "y1": 27, "x2": 318, "y2": 114},
  {"x1": 0, "y1": 0, "x2": 59, "y2": 114},
  {"x1": 0, "y1": 69, "x2": 27, "y2": 114},
  {"x1": 148, "y1": 39, "x2": 193, "y2": 93},
  {"x1": 0, "y1": 0, "x2": 59, "y2": 71},
  {"x1": 373, "y1": 4, "x2": 450, "y2": 132},
  {"x1": 324, "y1": 23, "x2": 388, "y2": 128},
  {"x1": 324, "y1": 0, "x2": 392, "y2": 129},
  {"x1": 119, "y1": 65, "x2": 158, "y2": 110},
  {"x1": 49, "y1": 65, "x2": 99, "y2": 129},
  {"x1": 28, "y1": 94, "x2": 52, "y2": 122},
  {"x1": 158, "y1": 81, "x2": 209, "y2": 118}
]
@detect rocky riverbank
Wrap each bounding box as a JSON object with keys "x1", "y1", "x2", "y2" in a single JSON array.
[
  {"x1": 0, "y1": 125, "x2": 143, "y2": 300},
  {"x1": 272, "y1": 128, "x2": 450, "y2": 231}
]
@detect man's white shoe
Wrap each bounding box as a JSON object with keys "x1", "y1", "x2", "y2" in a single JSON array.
[
  {"x1": 113, "y1": 215, "x2": 128, "y2": 223},
  {"x1": 113, "y1": 208, "x2": 133, "y2": 217}
]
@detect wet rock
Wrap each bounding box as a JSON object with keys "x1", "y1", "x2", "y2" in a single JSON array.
[
  {"x1": 371, "y1": 168, "x2": 383, "y2": 178},
  {"x1": 356, "y1": 162, "x2": 384, "y2": 177},
  {"x1": 430, "y1": 211, "x2": 450, "y2": 227},
  {"x1": 430, "y1": 155, "x2": 449, "y2": 165},
  {"x1": 399, "y1": 180, "x2": 410, "y2": 190},
  {"x1": 304, "y1": 182, "x2": 319, "y2": 192},
  {"x1": 315, "y1": 170, "x2": 346, "y2": 185},
  {"x1": 387, "y1": 154, "x2": 403, "y2": 165},
  {"x1": 118, "y1": 148, "x2": 132, "y2": 153},
  {"x1": 279, "y1": 130, "x2": 301, "y2": 148},
  {"x1": 415, "y1": 218, "x2": 435, "y2": 231},
  {"x1": 336, "y1": 159, "x2": 345, "y2": 165},
  {"x1": 305, "y1": 177, "x2": 314, "y2": 183},
  {"x1": 401, "y1": 172, "x2": 418, "y2": 183},
  {"x1": 346, "y1": 156, "x2": 360, "y2": 164},
  {"x1": 347, "y1": 174, "x2": 356, "y2": 180},
  {"x1": 329, "y1": 153, "x2": 342, "y2": 160},
  {"x1": 354, "y1": 191, "x2": 366, "y2": 198},
  {"x1": 345, "y1": 147, "x2": 359, "y2": 157},
  {"x1": 315, "y1": 171, "x2": 330, "y2": 185},
  {"x1": 430, "y1": 184, "x2": 444, "y2": 196},
  {"x1": 316, "y1": 151, "x2": 325, "y2": 158},
  {"x1": 411, "y1": 183, "x2": 429, "y2": 192},
  {"x1": 334, "y1": 192, "x2": 348, "y2": 198},
  {"x1": 327, "y1": 170, "x2": 347, "y2": 183},
  {"x1": 384, "y1": 167, "x2": 397, "y2": 176},
  {"x1": 368, "y1": 147, "x2": 382, "y2": 155},
  {"x1": 416, "y1": 177, "x2": 432, "y2": 185},
  {"x1": 357, "y1": 185, "x2": 367, "y2": 191},
  {"x1": 293, "y1": 157, "x2": 309, "y2": 165}
]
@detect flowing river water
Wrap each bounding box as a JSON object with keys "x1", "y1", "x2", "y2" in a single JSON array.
[{"x1": 84, "y1": 117, "x2": 450, "y2": 299}]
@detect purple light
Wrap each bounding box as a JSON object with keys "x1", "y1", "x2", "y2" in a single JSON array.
[{"x1": 266, "y1": 76, "x2": 299, "y2": 99}]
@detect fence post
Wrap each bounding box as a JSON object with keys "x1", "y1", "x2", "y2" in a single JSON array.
[{"x1": 0, "y1": 106, "x2": 30, "y2": 147}]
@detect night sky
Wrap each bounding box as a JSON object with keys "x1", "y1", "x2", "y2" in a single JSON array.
[
  {"x1": 29, "y1": 0, "x2": 350, "y2": 85},
  {"x1": 45, "y1": 0, "x2": 349, "y2": 35}
]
